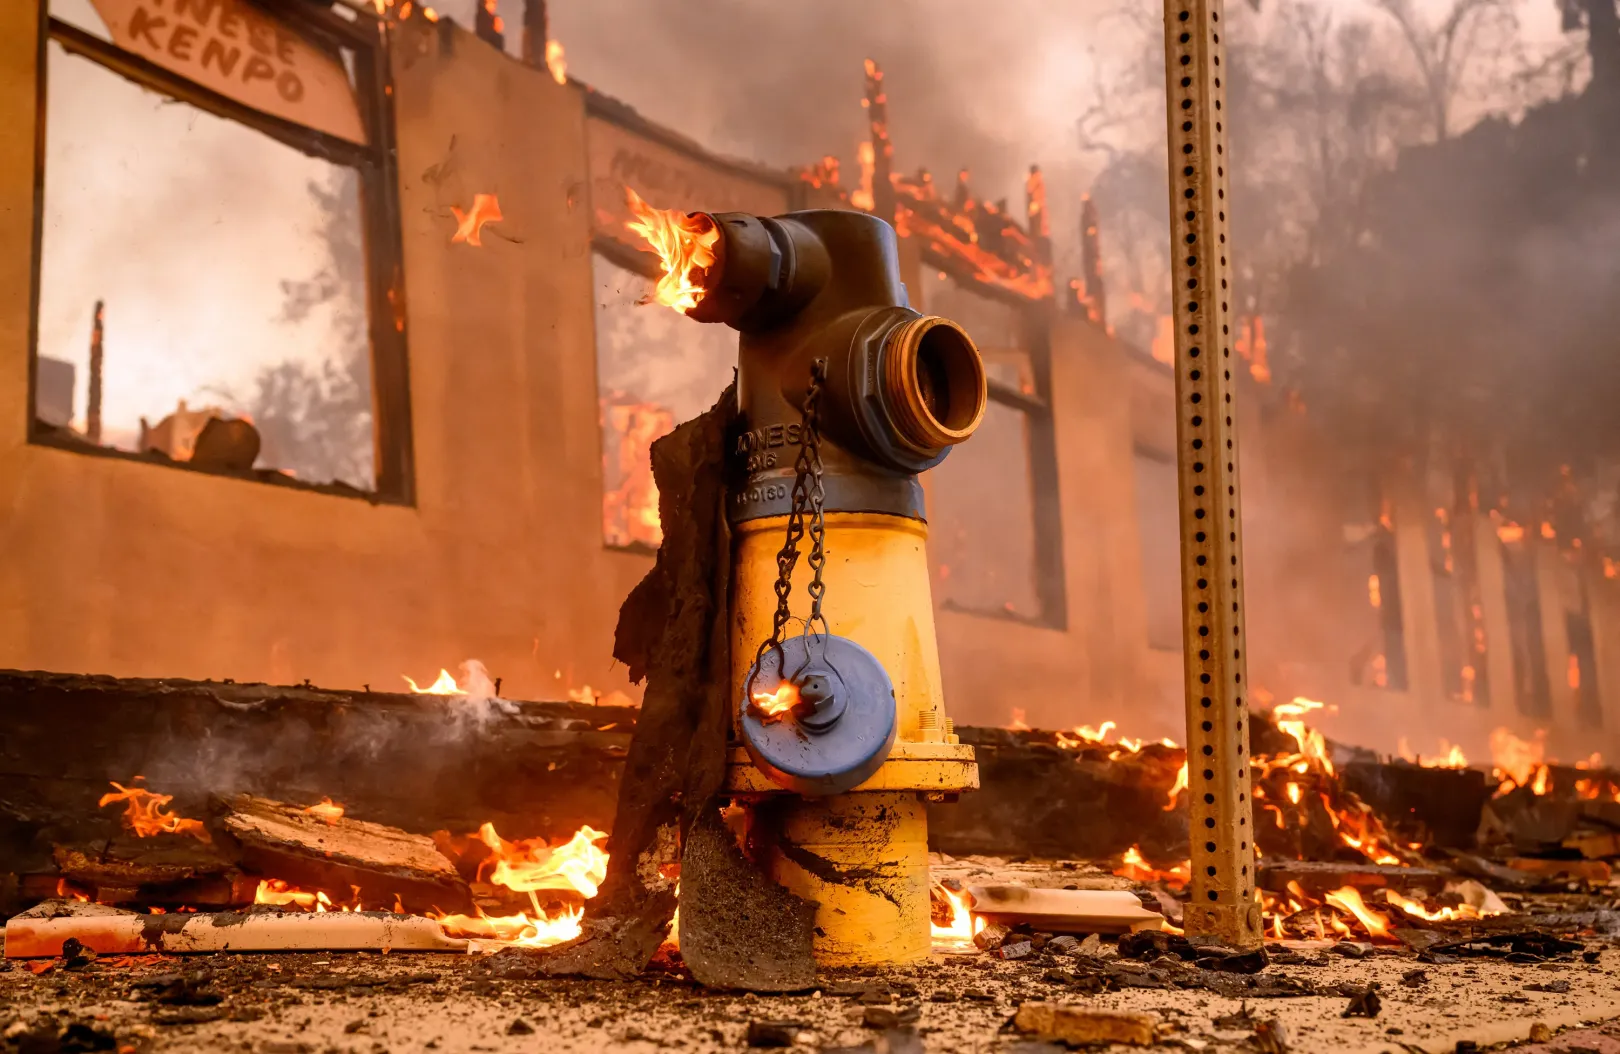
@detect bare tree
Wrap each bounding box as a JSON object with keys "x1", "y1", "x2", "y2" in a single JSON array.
[
  {"x1": 253, "y1": 169, "x2": 376, "y2": 489},
  {"x1": 1369, "y1": 0, "x2": 1525, "y2": 139}
]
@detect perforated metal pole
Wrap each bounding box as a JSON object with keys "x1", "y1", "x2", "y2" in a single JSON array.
[{"x1": 1163, "y1": 0, "x2": 1263, "y2": 948}]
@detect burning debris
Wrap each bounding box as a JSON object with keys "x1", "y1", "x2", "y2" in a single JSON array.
[
  {"x1": 6, "y1": 673, "x2": 1620, "y2": 1054},
  {"x1": 98, "y1": 780, "x2": 210, "y2": 843},
  {"x1": 11, "y1": 781, "x2": 621, "y2": 958}
]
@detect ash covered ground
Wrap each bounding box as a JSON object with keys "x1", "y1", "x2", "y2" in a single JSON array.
[{"x1": 5, "y1": 931, "x2": 1620, "y2": 1054}]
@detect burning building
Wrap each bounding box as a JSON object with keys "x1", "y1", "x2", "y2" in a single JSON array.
[{"x1": 0, "y1": 0, "x2": 1613, "y2": 762}]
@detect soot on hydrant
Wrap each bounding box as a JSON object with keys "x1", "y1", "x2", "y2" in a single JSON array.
[{"x1": 680, "y1": 208, "x2": 986, "y2": 966}]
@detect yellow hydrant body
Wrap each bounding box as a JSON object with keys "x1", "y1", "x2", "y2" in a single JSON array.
[{"x1": 727, "y1": 512, "x2": 976, "y2": 965}]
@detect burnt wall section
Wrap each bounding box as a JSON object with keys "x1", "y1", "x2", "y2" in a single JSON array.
[
  {"x1": 924, "y1": 729, "x2": 1189, "y2": 863},
  {"x1": 0, "y1": 671, "x2": 633, "y2": 875}
]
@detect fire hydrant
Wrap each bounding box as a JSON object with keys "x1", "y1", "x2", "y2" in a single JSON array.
[{"x1": 683, "y1": 208, "x2": 984, "y2": 966}]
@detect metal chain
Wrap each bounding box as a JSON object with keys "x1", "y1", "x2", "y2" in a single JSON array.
[{"x1": 754, "y1": 357, "x2": 830, "y2": 678}]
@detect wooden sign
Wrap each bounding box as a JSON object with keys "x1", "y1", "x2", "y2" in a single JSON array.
[
  {"x1": 90, "y1": 0, "x2": 367, "y2": 145},
  {"x1": 587, "y1": 114, "x2": 789, "y2": 252}
]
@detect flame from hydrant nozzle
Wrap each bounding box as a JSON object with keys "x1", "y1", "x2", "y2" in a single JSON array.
[{"x1": 624, "y1": 188, "x2": 719, "y2": 313}]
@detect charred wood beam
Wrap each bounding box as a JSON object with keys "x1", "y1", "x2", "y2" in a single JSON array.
[
  {"x1": 927, "y1": 732, "x2": 1189, "y2": 863},
  {"x1": 474, "y1": 0, "x2": 505, "y2": 51},
  {"x1": 862, "y1": 59, "x2": 896, "y2": 227},
  {"x1": 0, "y1": 671, "x2": 633, "y2": 876},
  {"x1": 1339, "y1": 761, "x2": 1490, "y2": 849},
  {"x1": 520, "y1": 0, "x2": 548, "y2": 68},
  {"x1": 86, "y1": 301, "x2": 103, "y2": 445},
  {"x1": 1079, "y1": 194, "x2": 1106, "y2": 326}
]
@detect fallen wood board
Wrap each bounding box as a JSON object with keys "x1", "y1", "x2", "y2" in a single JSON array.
[
  {"x1": 52, "y1": 840, "x2": 255, "y2": 909},
  {"x1": 211, "y1": 795, "x2": 471, "y2": 915},
  {"x1": 1442, "y1": 850, "x2": 1540, "y2": 890},
  {"x1": 1564, "y1": 830, "x2": 1620, "y2": 859},
  {"x1": 1257, "y1": 859, "x2": 1445, "y2": 896},
  {"x1": 965, "y1": 885, "x2": 1165, "y2": 934},
  {"x1": 1012, "y1": 1002, "x2": 1157, "y2": 1046},
  {"x1": 3, "y1": 900, "x2": 467, "y2": 957},
  {"x1": 1506, "y1": 857, "x2": 1613, "y2": 883}
]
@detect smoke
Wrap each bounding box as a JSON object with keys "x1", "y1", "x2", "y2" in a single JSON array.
[
  {"x1": 417, "y1": 0, "x2": 1114, "y2": 279},
  {"x1": 449, "y1": 658, "x2": 521, "y2": 731}
]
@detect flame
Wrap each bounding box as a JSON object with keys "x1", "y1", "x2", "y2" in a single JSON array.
[
  {"x1": 1497, "y1": 521, "x2": 1526, "y2": 544},
  {"x1": 545, "y1": 39, "x2": 567, "y2": 85},
  {"x1": 450, "y1": 194, "x2": 503, "y2": 247},
  {"x1": 1396, "y1": 739, "x2": 1469, "y2": 768},
  {"x1": 99, "y1": 781, "x2": 211, "y2": 842},
  {"x1": 750, "y1": 682, "x2": 801, "y2": 722},
  {"x1": 1115, "y1": 846, "x2": 1191, "y2": 889},
  {"x1": 1007, "y1": 708, "x2": 1032, "y2": 731},
  {"x1": 624, "y1": 187, "x2": 719, "y2": 313},
  {"x1": 255, "y1": 879, "x2": 319, "y2": 909},
  {"x1": 850, "y1": 141, "x2": 877, "y2": 211},
  {"x1": 1427, "y1": 743, "x2": 1469, "y2": 768},
  {"x1": 1575, "y1": 777, "x2": 1620, "y2": 802},
  {"x1": 1489, "y1": 727, "x2": 1546, "y2": 789},
  {"x1": 436, "y1": 905, "x2": 585, "y2": 948},
  {"x1": 1323, "y1": 886, "x2": 1391, "y2": 940},
  {"x1": 1385, "y1": 888, "x2": 1502, "y2": 924},
  {"x1": 1569, "y1": 654, "x2": 1582, "y2": 691},
  {"x1": 479, "y1": 823, "x2": 609, "y2": 899},
  {"x1": 601, "y1": 399, "x2": 673, "y2": 549},
  {"x1": 1367, "y1": 574, "x2": 1382, "y2": 609},
  {"x1": 1072, "y1": 721, "x2": 1116, "y2": 743},
  {"x1": 404, "y1": 669, "x2": 465, "y2": 695},
  {"x1": 930, "y1": 884, "x2": 974, "y2": 946},
  {"x1": 1272, "y1": 698, "x2": 1333, "y2": 776},
  {"x1": 252, "y1": 880, "x2": 367, "y2": 913},
  {"x1": 433, "y1": 823, "x2": 611, "y2": 949},
  {"x1": 302, "y1": 798, "x2": 345, "y2": 825},
  {"x1": 1164, "y1": 761, "x2": 1189, "y2": 811},
  {"x1": 1150, "y1": 315, "x2": 1175, "y2": 366}
]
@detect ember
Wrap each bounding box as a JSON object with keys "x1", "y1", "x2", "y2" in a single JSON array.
[
  {"x1": 302, "y1": 798, "x2": 345, "y2": 825},
  {"x1": 624, "y1": 187, "x2": 719, "y2": 313},
  {"x1": 98, "y1": 781, "x2": 210, "y2": 842}
]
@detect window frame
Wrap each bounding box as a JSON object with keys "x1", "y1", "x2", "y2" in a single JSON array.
[
  {"x1": 27, "y1": 0, "x2": 414, "y2": 504},
  {"x1": 924, "y1": 254, "x2": 1068, "y2": 630}
]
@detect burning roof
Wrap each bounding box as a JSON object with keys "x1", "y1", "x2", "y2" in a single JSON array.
[{"x1": 796, "y1": 59, "x2": 1055, "y2": 304}]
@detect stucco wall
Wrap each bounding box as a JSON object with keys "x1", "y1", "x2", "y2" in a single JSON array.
[{"x1": 0, "y1": 16, "x2": 649, "y2": 702}]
